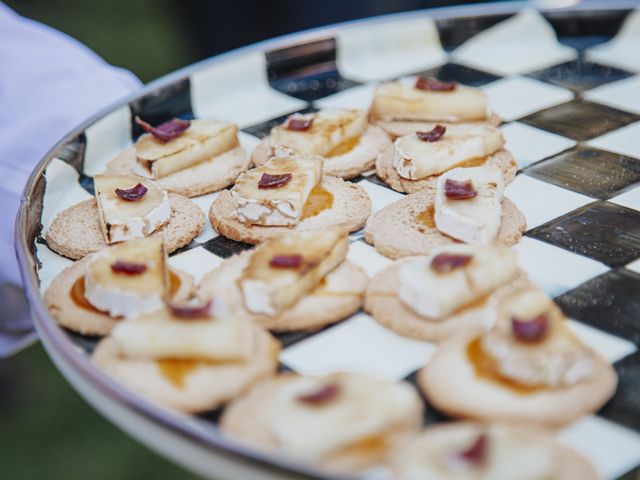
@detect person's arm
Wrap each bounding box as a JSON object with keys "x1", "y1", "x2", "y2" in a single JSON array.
[{"x1": 0, "y1": 2, "x2": 142, "y2": 285}]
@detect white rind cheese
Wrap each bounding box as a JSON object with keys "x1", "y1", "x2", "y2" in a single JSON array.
[
  {"x1": 231, "y1": 156, "x2": 323, "y2": 227},
  {"x1": 83, "y1": 237, "x2": 168, "y2": 318},
  {"x1": 398, "y1": 244, "x2": 517, "y2": 319},
  {"x1": 239, "y1": 229, "x2": 348, "y2": 315},
  {"x1": 371, "y1": 77, "x2": 489, "y2": 122},
  {"x1": 392, "y1": 124, "x2": 504, "y2": 180},
  {"x1": 94, "y1": 174, "x2": 171, "y2": 244},
  {"x1": 269, "y1": 109, "x2": 367, "y2": 157},
  {"x1": 134, "y1": 119, "x2": 239, "y2": 178},
  {"x1": 434, "y1": 166, "x2": 504, "y2": 245},
  {"x1": 111, "y1": 308, "x2": 252, "y2": 362}
]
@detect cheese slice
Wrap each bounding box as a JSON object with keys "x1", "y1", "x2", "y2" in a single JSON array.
[
  {"x1": 111, "y1": 307, "x2": 252, "y2": 362},
  {"x1": 84, "y1": 237, "x2": 168, "y2": 318},
  {"x1": 434, "y1": 166, "x2": 504, "y2": 245},
  {"x1": 398, "y1": 244, "x2": 517, "y2": 319},
  {"x1": 481, "y1": 289, "x2": 596, "y2": 388},
  {"x1": 397, "y1": 425, "x2": 555, "y2": 480},
  {"x1": 393, "y1": 124, "x2": 504, "y2": 180},
  {"x1": 231, "y1": 156, "x2": 323, "y2": 226},
  {"x1": 271, "y1": 373, "x2": 420, "y2": 461},
  {"x1": 239, "y1": 228, "x2": 348, "y2": 315},
  {"x1": 371, "y1": 77, "x2": 488, "y2": 122},
  {"x1": 134, "y1": 119, "x2": 238, "y2": 178},
  {"x1": 94, "y1": 173, "x2": 170, "y2": 244},
  {"x1": 269, "y1": 109, "x2": 367, "y2": 157}
]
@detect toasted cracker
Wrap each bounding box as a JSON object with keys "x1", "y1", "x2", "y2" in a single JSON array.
[
  {"x1": 373, "y1": 113, "x2": 502, "y2": 139},
  {"x1": 92, "y1": 323, "x2": 280, "y2": 414},
  {"x1": 44, "y1": 255, "x2": 195, "y2": 336},
  {"x1": 388, "y1": 422, "x2": 598, "y2": 480},
  {"x1": 45, "y1": 194, "x2": 204, "y2": 260},
  {"x1": 220, "y1": 373, "x2": 424, "y2": 474},
  {"x1": 417, "y1": 334, "x2": 617, "y2": 427},
  {"x1": 365, "y1": 262, "x2": 532, "y2": 342},
  {"x1": 210, "y1": 176, "x2": 371, "y2": 244},
  {"x1": 252, "y1": 125, "x2": 392, "y2": 179},
  {"x1": 376, "y1": 146, "x2": 517, "y2": 194},
  {"x1": 107, "y1": 145, "x2": 250, "y2": 197},
  {"x1": 197, "y1": 251, "x2": 367, "y2": 332},
  {"x1": 364, "y1": 189, "x2": 525, "y2": 259}
]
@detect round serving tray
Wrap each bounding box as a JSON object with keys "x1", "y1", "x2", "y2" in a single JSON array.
[{"x1": 16, "y1": 1, "x2": 640, "y2": 479}]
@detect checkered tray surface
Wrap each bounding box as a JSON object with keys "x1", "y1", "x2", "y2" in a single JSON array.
[{"x1": 32, "y1": 6, "x2": 640, "y2": 479}]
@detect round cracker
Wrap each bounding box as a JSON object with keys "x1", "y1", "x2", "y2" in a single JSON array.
[
  {"x1": 388, "y1": 422, "x2": 598, "y2": 480},
  {"x1": 92, "y1": 323, "x2": 280, "y2": 414},
  {"x1": 376, "y1": 146, "x2": 517, "y2": 194},
  {"x1": 210, "y1": 176, "x2": 371, "y2": 244},
  {"x1": 107, "y1": 145, "x2": 250, "y2": 197},
  {"x1": 197, "y1": 251, "x2": 367, "y2": 332},
  {"x1": 373, "y1": 113, "x2": 502, "y2": 139},
  {"x1": 364, "y1": 189, "x2": 526, "y2": 259},
  {"x1": 364, "y1": 261, "x2": 532, "y2": 342},
  {"x1": 44, "y1": 256, "x2": 195, "y2": 336},
  {"x1": 45, "y1": 194, "x2": 204, "y2": 260},
  {"x1": 252, "y1": 125, "x2": 392, "y2": 179},
  {"x1": 417, "y1": 334, "x2": 617, "y2": 427},
  {"x1": 220, "y1": 373, "x2": 423, "y2": 473}
]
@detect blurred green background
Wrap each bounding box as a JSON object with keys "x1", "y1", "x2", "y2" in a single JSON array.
[{"x1": 1, "y1": 1, "x2": 493, "y2": 478}]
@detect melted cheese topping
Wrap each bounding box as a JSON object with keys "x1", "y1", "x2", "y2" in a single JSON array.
[
  {"x1": 398, "y1": 244, "x2": 517, "y2": 319},
  {"x1": 269, "y1": 374, "x2": 420, "y2": 461},
  {"x1": 231, "y1": 156, "x2": 323, "y2": 226},
  {"x1": 239, "y1": 229, "x2": 348, "y2": 315},
  {"x1": 392, "y1": 124, "x2": 504, "y2": 180},
  {"x1": 269, "y1": 109, "x2": 367, "y2": 157},
  {"x1": 480, "y1": 290, "x2": 596, "y2": 388},
  {"x1": 112, "y1": 307, "x2": 252, "y2": 362},
  {"x1": 371, "y1": 77, "x2": 488, "y2": 122}
]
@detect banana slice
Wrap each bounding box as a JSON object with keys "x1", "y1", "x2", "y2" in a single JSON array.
[
  {"x1": 231, "y1": 156, "x2": 323, "y2": 227},
  {"x1": 398, "y1": 244, "x2": 518, "y2": 320},
  {"x1": 393, "y1": 124, "x2": 504, "y2": 180},
  {"x1": 111, "y1": 305, "x2": 252, "y2": 362},
  {"x1": 371, "y1": 77, "x2": 488, "y2": 123},
  {"x1": 84, "y1": 237, "x2": 168, "y2": 318},
  {"x1": 239, "y1": 228, "x2": 348, "y2": 315},
  {"x1": 135, "y1": 119, "x2": 239, "y2": 178},
  {"x1": 94, "y1": 173, "x2": 170, "y2": 244},
  {"x1": 270, "y1": 109, "x2": 367, "y2": 157},
  {"x1": 435, "y1": 166, "x2": 504, "y2": 245}
]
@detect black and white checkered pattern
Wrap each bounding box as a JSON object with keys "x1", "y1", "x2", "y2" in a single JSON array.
[{"x1": 34, "y1": 7, "x2": 640, "y2": 479}]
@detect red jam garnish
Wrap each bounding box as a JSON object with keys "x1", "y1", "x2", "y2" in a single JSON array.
[
  {"x1": 270, "y1": 254, "x2": 303, "y2": 269},
  {"x1": 258, "y1": 173, "x2": 292, "y2": 189},
  {"x1": 431, "y1": 253, "x2": 473, "y2": 273},
  {"x1": 458, "y1": 433, "x2": 488, "y2": 465},
  {"x1": 512, "y1": 313, "x2": 550, "y2": 343},
  {"x1": 416, "y1": 125, "x2": 446, "y2": 142},
  {"x1": 444, "y1": 178, "x2": 477, "y2": 200},
  {"x1": 135, "y1": 116, "x2": 191, "y2": 143},
  {"x1": 114, "y1": 183, "x2": 148, "y2": 201},
  {"x1": 297, "y1": 383, "x2": 340, "y2": 405},
  {"x1": 168, "y1": 300, "x2": 212, "y2": 319},
  {"x1": 415, "y1": 76, "x2": 457, "y2": 92},
  {"x1": 110, "y1": 260, "x2": 147, "y2": 275},
  {"x1": 286, "y1": 116, "x2": 314, "y2": 131}
]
